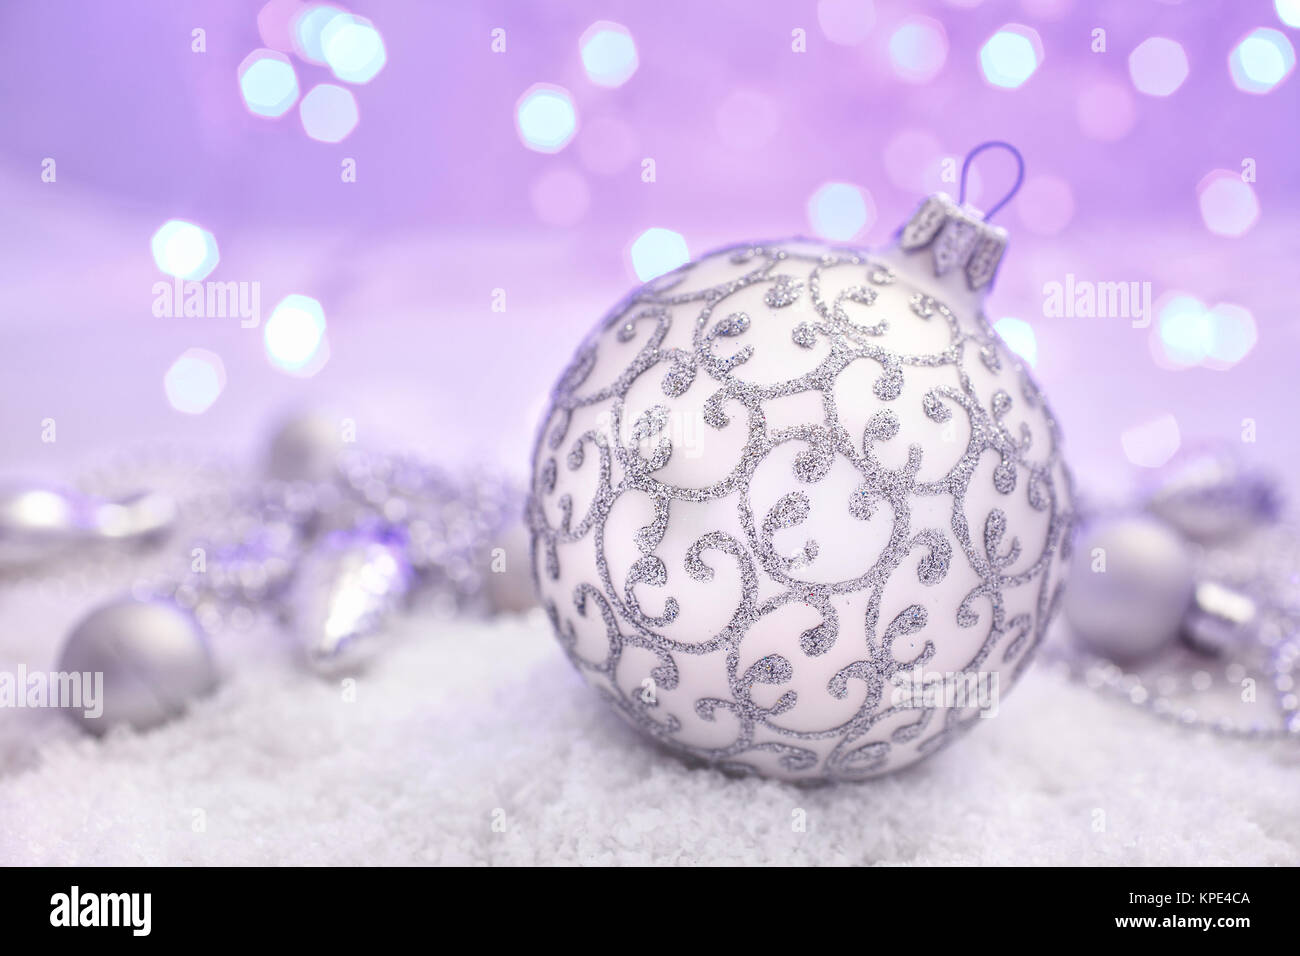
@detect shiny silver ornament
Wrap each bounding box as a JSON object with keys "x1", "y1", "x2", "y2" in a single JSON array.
[
  {"x1": 0, "y1": 484, "x2": 91, "y2": 565},
  {"x1": 92, "y1": 489, "x2": 178, "y2": 541},
  {"x1": 288, "y1": 530, "x2": 414, "y2": 674},
  {"x1": 1182, "y1": 580, "x2": 1260, "y2": 656},
  {"x1": 56, "y1": 598, "x2": 217, "y2": 734},
  {"x1": 1063, "y1": 515, "x2": 1194, "y2": 660},
  {"x1": 0, "y1": 483, "x2": 176, "y2": 566}
]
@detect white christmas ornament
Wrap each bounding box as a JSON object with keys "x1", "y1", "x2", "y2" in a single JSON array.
[{"x1": 528, "y1": 146, "x2": 1074, "y2": 780}]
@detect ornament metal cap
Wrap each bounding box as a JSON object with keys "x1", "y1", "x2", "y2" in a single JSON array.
[
  {"x1": 887, "y1": 141, "x2": 1023, "y2": 298},
  {"x1": 899, "y1": 193, "x2": 1008, "y2": 291}
]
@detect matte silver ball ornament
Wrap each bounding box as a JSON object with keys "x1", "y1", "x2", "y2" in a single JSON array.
[
  {"x1": 1062, "y1": 515, "x2": 1194, "y2": 661},
  {"x1": 56, "y1": 598, "x2": 218, "y2": 734}
]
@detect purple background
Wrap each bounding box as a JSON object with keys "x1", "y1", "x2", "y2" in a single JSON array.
[{"x1": 1, "y1": 0, "x2": 1296, "y2": 500}]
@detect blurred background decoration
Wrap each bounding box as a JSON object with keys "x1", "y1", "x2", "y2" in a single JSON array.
[{"x1": 1, "y1": 0, "x2": 1297, "y2": 500}]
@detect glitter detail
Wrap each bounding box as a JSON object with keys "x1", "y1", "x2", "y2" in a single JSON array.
[
  {"x1": 714, "y1": 311, "x2": 751, "y2": 336},
  {"x1": 791, "y1": 322, "x2": 817, "y2": 349},
  {"x1": 993, "y1": 459, "x2": 1018, "y2": 495},
  {"x1": 922, "y1": 392, "x2": 952, "y2": 423},
  {"x1": 764, "y1": 275, "x2": 803, "y2": 308}
]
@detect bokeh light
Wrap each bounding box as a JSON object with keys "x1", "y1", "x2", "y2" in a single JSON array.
[
  {"x1": 579, "y1": 21, "x2": 638, "y2": 88},
  {"x1": 807, "y1": 182, "x2": 875, "y2": 241},
  {"x1": 1155, "y1": 294, "x2": 1215, "y2": 367},
  {"x1": 816, "y1": 0, "x2": 875, "y2": 46},
  {"x1": 238, "y1": 50, "x2": 299, "y2": 118},
  {"x1": 979, "y1": 24, "x2": 1043, "y2": 89},
  {"x1": 1204, "y1": 304, "x2": 1258, "y2": 369},
  {"x1": 1015, "y1": 175, "x2": 1074, "y2": 236},
  {"x1": 164, "y1": 348, "x2": 226, "y2": 415},
  {"x1": 1075, "y1": 79, "x2": 1137, "y2": 141},
  {"x1": 888, "y1": 16, "x2": 948, "y2": 83},
  {"x1": 151, "y1": 220, "x2": 219, "y2": 280},
  {"x1": 630, "y1": 228, "x2": 690, "y2": 282},
  {"x1": 993, "y1": 317, "x2": 1038, "y2": 367},
  {"x1": 1122, "y1": 414, "x2": 1181, "y2": 469},
  {"x1": 321, "y1": 14, "x2": 387, "y2": 84},
  {"x1": 292, "y1": 3, "x2": 345, "y2": 64},
  {"x1": 264, "y1": 294, "x2": 329, "y2": 375},
  {"x1": 530, "y1": 166, "x2": 590, "y2": 227},
  {"x1": 257, "y1": 0, "x2": 302, "y2": 52},
  {"x1": 299, "y1": 83, "x2": 359, "y2": 142},
  {"x1": 1279, "y1": 0, "x2": 1300, "y2": 29},
  {"x1": 1152, "y1": 294, "x2": 1258, "y2": 371},
  {"x1": 1203, "y1": 304, "x2": 1258, "y2": 369},
  {"x1": 1228, "y1": 28, "x2": 1295, "y2": 94},
  {"x1": 515, "y1": 84, "x2": 578, "y2": 154},
  {"x1": 1128, "y1": 37, "x2": 1189, "y2": 96},
  {"x1": 1196, "y1": 169, "x2": 1260, "y2": 237}
]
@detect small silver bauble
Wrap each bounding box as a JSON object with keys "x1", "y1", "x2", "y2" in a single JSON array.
[
  {"x1": 1063, "y1": 515, "x2": 1194, "y2": 660},
  {"x1": 56, "y1": 598, "x2": 217, "y2": 734},
  {"x1": 1181, "y1": 580, "x2": 1260, "y2": 656}
]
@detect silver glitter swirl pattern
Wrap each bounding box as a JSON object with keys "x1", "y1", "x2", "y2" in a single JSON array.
[{"x1": 528, "y1": 241, "x2": 1074, "y2": 781}]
